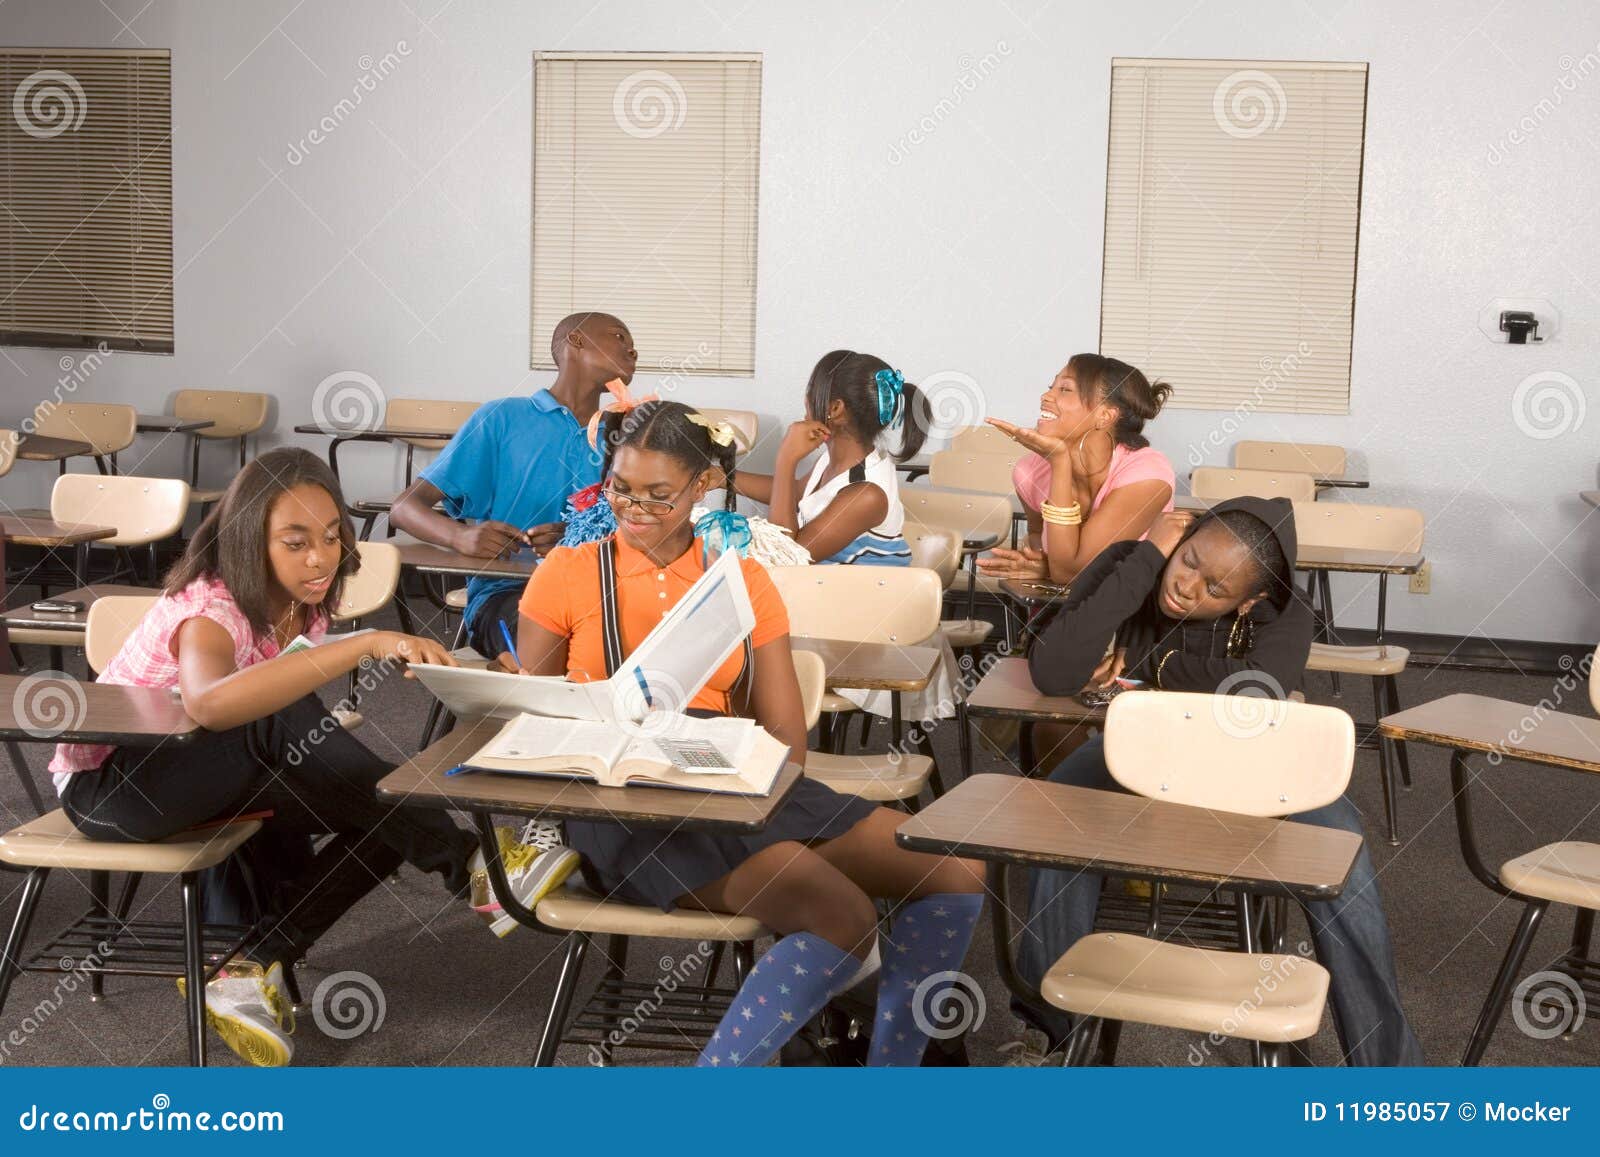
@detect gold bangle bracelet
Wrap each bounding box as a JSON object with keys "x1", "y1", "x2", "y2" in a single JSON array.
[{"x1": 1040, "y1": 500, "x2": 1083, "y2": 526}]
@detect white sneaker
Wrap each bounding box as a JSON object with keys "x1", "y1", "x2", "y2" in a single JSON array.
[
  {"x1": 178, "y1": 960, "x2": 294, "y2": 1067},
  {"x1": 995, "y1": 1025, "x2": 1054, "y2": 1067},
  {"x1": 517, "y1": 819, "x2": 565, "y2": 851},
  {"x1": 468, "y1": 824, "x2": 580, "y2": 938}
]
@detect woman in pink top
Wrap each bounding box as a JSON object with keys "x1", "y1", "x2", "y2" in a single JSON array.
[
  {"x1": 47, "y1": 448, "x2": 571, "y2": 1067},
  {"x1": 979, "y1": 354, "x2": 1175, "y2": 586}
]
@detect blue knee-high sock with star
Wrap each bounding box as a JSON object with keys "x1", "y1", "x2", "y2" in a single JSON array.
[
  {"x1": 870, "y1": 892, "x2": 985, "y2": 1067},
  {"x1": 696, "y1": 932, "x2": 857, "y2": 1068}
]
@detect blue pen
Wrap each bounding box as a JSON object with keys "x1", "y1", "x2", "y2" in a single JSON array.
[
  {"x1": 497, "y1": 620, "x2": 522, "y2": 670},
  {"x1": 633, "y1": 667, "x2": 653, "y2": 709}
]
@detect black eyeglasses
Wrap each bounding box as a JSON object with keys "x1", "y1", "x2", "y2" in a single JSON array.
[{"x1": 602, "y1": 485, "x2": 687, "y2": 517}]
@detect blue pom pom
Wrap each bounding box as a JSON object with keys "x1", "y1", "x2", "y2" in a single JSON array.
[
  {"x1": 560, "y1": 498, "x2": 617, "y2": 547},
  {"x1": 695, "y1": 509, "x2": 753, "y2": 564}
]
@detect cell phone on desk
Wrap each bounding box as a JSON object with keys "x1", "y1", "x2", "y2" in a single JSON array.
[
  {"x1": 1077, "y1": 677, "x2": 1145, "y2": 708},
  {"x1": 31, "y1": 599, "x2": 84, "y2": 613}
]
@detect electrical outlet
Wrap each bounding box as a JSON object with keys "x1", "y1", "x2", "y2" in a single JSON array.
[{"x1": 1408, "y1": 562, "x2": 1431, "y2": 595}]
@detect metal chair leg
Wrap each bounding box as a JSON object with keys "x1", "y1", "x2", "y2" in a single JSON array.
[
  {"x1": 1462, "y1": 899, "x2": 1549, "y2": 1066},
  {"x1": 1095, "y1": 1018, "x2": 1123, "y2": 1065},
  {"x1": 1060, "y1": 1016, "x2": 1100, "y2": 1066},
  {"x1": 180, "y1": 872, "x2": 207, "y2": 1067},
  {"x1": 0, "y1": 868, "x2": 50, "y2": 1017},
  {"x1": 1376, "y1": 723, "x2": 1400, "y2": 846},
  {"x1": 88, "y1": 870, "x2": 109, "y2": 1000},
  {"x1": 731, "y1": 940, "x2": 756, "y2": 984},
  {"x1": 534, "y1": 933, "x2": 591, "y2": 1067},
  {"x1": 1383, "y1": 675, "x2": 1412, "y2": 789},
  {"x1": 1318, "y1": 571, "x2": 1341, "y2": 696}
]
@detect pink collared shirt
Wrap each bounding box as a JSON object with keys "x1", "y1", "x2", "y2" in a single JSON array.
[
  {"x1": 50, "y1": 575, "x2": 327, "y2": 782},
  {"x1": 1011, "y1": 444, "x2": 1176, "y2": 537}
]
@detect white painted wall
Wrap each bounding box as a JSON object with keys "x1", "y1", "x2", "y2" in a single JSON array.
[{"x1": 2, "y1": 0, "x2": 1597, "y2": 643}]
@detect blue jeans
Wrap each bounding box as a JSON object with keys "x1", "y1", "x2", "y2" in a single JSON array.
[{"x1": 1013, "y1": 735, "x2": 1424, "y2": 1065}]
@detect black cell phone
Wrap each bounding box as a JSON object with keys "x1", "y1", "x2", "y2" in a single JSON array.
[{"x1": 31, "y1": 599, "x2": 84, "y2": 613}]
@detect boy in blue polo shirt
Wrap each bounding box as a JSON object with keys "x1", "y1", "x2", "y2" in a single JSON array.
[{"x1": 390, "y1": 312, "x2": 636, "y2": 657}]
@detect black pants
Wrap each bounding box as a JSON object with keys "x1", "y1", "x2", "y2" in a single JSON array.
[
  {"x1": 60, "y1": 693, "x2": 476, "y2": 967},
  {"x1": 467, "y1": 586, "x2": 523, "y2": 661}
]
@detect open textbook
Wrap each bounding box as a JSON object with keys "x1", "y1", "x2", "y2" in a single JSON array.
[
  {"x1": 412, "y1": 548, "x2": 789, "y2": 794},
  {"x1": 448, "y1": 713, "x2": 788, "y2": 796}
]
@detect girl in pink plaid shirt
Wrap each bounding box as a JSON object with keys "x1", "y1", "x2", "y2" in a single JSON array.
[{"x1": 50, "y1": 448, "x2": 574, "y2": 1066}]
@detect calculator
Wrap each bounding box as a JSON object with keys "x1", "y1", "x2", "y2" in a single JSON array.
[{"x1": 653, "y1": 738, "x2": 735, "y2": 771}]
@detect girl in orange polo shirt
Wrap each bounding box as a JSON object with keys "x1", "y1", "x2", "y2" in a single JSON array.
[{"x1": 514, "y1": 400, "x2": 984, "y2": 1067}]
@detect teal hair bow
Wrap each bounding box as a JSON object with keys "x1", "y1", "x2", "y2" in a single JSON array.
[
  {"x1": 695, "y1": 508, "x2": 754, "y2": 565},
  {"x1": 874, "y1": 367, "x2": 905, "y2": 429}
]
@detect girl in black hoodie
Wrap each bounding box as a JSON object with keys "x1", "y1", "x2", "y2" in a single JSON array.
[{"x1": 1010, "y1": 497, "x2": 1423, "y2": 1066}]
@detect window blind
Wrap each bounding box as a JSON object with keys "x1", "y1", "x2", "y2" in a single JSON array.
[
  {"x1": 0, "y1": 48, "x2": 173, "y2": 353},
  {"x1": 531, "y1": 52, "x2": 760, "y2": 374},
  {"x1": 1100, "y1": 59, "x2": 1367, "y2": 414}
]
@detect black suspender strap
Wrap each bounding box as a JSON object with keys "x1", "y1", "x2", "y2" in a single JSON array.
[
  {"x1": 597, "y1": 538, "x2": 625, "y2": 678},
  {"x1": 848, "y1": 461, "x2": 867, "y2": 485},
  {"x1": 597, "y1": 535, "x2": 756, "y2": 712}
]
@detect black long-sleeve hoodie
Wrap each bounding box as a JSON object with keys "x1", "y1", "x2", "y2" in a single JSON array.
[{"x1": 1028, "y1": 496, "x2": 1313, "y2": 697}]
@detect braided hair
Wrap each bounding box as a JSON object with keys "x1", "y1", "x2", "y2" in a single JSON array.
[
  {"x1": 1207, "y1": 508, "x2": 1294, "y2": 658},
  {"x1": 597, "y1": 400, "x2": 738, "y2": 511}
]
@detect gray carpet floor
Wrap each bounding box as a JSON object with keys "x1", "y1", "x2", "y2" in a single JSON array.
[{"x1": 2, "y1": 602, "x2": 1597, "y2": 1068}]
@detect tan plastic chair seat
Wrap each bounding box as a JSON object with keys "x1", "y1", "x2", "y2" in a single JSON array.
[
  {"x1": 30, "y1": 403, "x2": 137, "y2": 457},
  {"x1": 445, "y1": 587, "x2": 469, "y2": 611},
  {"x1": 1042, "y1": 932, "x2": 1330, "y2": 1043},
  {"x1": 51, "y1": 475, "x2": 190, "y2": 547},
  {"x1": 536, "y1": 887, "x2": 768, "y2": 941},
  {"x1": 188, "y1": 487, "x2": 226, "y2": 505},
  {"x1": 1500, "y1": 842, "x2": 1600, "y2": 909},
  {"x1": 7, "y1": 627, "x2": 86, "y2": 648},
  {"x1": 805, "y1": 751, "x2": 934, "y2": 802},
  {"x1": 333, "y1": 541, "x2": 401, "y2": 621},
  {"x1": 1306, "y1": 642, "x2": 1409, "y2": 676},
  {"x1": 1234, "y1": 441, "x2": 1346, "y2": 478},
  {"x1": 85, "y1": 595, "x2": 160, "y2": 673},
  {"x1": 940, "y1": 619, "x2": 993, "y2": 649},
  {"x1": 0, "y1": 809, "x2": 259, "y2": 874},
  {"x1": 1191, "y1": 466, "x2": 1317, "y2": 503},
  {"x1": 818, "y1": 691, "x2": 857, "y2": 714}
]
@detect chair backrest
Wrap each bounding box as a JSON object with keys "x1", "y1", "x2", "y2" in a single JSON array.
[
  {"x1": 792, "y1": 649, "x2": 826, "y2": 731},
  {"x1": 927, "y1": 450, "x2": 1021, "y2": 496},
  {"x1": 85, "y1": 595, "x2": 160, "y2": 674},
  {"x1": 694, "y1": 408, "x2": 758, "y2": 455},
  {"x1": 385, "y1": 398, "x2": 480, "y2": 451},
  {"x1": 899, "y1": 488, "x2": 1013, "y2": 545},
  {"x1": 0, "y1": 430, "x2": 17, "y2": 478},
  {"x1": 1233, "y1": 441, "x2": 1346, "y2": 477},
  {"x1": 51, "y1": 475, "x2": 191, "y2": 547},
  {"x1": 32, "y1": 403, "x2": 137, "y2": 456},
  {"x1": 767, "y1": 565, "x2": 943, "y2": 645},
  {"x1": 173, "y1": 390, "x2": 271, "y2": 440},
  {"x1": 1104, "y1": 690, "x2": 1354, "y2": 817},
  {"x1": 949, "y1": 425, "x2": 1017, "y2": 455},
  {"x1": 1292, "y1": 502, "x2": 1425, "y2": 553},
  {"x1": 1191, "y1": 466, "x2": 1318, "y2": 503},
  {"x1": 333, "y1": 541, "x2": 401, "y2": 622},
  {"x1": 903, "y1": 520, "x2": 962, "y2": 588}
]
